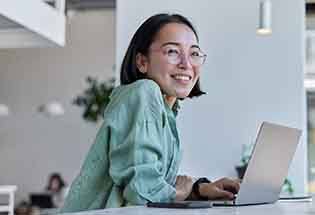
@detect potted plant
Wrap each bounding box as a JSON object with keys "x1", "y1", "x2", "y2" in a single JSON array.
[
  {"x1": 235, "y1": 144, "x2": 252, "y2": 179},
  {"x1": 73, "y1": 76, "x2": 115, "y2": 123}
]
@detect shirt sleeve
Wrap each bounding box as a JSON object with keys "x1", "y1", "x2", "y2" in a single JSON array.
[{"x1": 108, "y1": 117, "x2": 176, "y2": 205}]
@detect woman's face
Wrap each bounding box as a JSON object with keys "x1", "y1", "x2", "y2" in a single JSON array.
[
  {"x1": 51, "y1": 178, "x2": 61, "y2": 191},
  {"x1": 137, "y1": 23, "x2": 202, "y2": 100}
]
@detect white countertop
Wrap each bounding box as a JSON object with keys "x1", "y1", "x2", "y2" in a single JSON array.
[{"x1": 60, "y1": 201, "x2": 315, "y2": 215}]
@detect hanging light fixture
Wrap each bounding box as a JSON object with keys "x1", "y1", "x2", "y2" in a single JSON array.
[
  {"x1": 0, "y1": 104, "x2": 10, "y2": 117},
  {"x1": 257, "y1": 0, "x2": 272, "y2": 35},
  {"x1": 38, "y1": 101, "x2": 65, "y2": 117}
]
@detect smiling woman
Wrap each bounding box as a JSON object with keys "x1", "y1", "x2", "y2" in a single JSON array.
[
  {"x1": 60, "y1": 13, "x2": 240, "y2": 213},
  {"x1": 135, "y1": 22, "x2": 207, "y2": 103}
]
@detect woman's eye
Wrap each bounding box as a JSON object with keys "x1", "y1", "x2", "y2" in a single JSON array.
[
  {"x1": 167, "y1": 49, "x2": 179, "y2": 55},
  {"x1": 191, "y1": 51, "x2": 201, "y2": 57}
]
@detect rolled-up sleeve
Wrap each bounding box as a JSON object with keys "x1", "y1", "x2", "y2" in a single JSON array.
[{"x1": 109, "y1": 118, "x2": 176, "y2": 205}]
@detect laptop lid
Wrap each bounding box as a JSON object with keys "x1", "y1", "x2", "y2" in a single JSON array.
[{"x1": 234, "y1": 121, "x2": 302, "y2": 205}]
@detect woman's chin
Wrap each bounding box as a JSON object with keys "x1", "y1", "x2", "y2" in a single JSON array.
[{"x1": 175, "y1": 91, "x2": 190, "y2": 99}]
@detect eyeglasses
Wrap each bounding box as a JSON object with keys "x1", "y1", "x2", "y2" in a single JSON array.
[{"x1": 151, "y1": 45, "x2": 207, "y2": 67}]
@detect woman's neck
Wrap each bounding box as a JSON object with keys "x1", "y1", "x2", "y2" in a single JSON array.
[{"x1": 164, "y1": 95, "x2": 177, "y2": 108}]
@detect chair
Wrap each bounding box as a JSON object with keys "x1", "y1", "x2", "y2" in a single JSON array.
[{"x1": 0, "y1": 185, "x2": 17, "y2": 215}]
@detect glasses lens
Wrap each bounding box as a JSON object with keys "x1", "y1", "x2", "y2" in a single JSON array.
[
  {"x1": 168, "y1": 55, "x2": 179, "y2": 64},
  {"x1": 191, "y1": 55, "x2": 206, "y2": 67},
  {"x1": 162, "y1": 46, "x2": 206, "y2": 66},
  {"x1": 164, "y1": 46, "x2": 180, "y2": 64}
]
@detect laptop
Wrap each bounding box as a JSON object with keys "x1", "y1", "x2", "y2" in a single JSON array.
[
  {"x1": 213, "y1": 121, "x2": 302, "y2": 206},
  {"x1": 30, "y1": 193, "x2": 54, "y2": 208}
]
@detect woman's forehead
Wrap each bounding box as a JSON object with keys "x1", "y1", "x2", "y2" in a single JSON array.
[{"x1": 152, "y1": 23, "x2": 198, "y2": 47}]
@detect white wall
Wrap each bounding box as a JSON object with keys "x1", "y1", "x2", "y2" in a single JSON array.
[
  {"x1": 0, "y1": 10, "x2": 115, "y2": 204},
  {"x1": 116, "y1": 1, "x2": 307, "y2": 194}
]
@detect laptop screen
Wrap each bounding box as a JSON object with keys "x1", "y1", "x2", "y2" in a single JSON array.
[{"x1": 30, "y1": 193, "x2": 54, "y2": 208}]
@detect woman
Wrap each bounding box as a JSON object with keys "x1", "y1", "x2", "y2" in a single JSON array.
[
  {"x1": 61, "y1": 13, "x2": 239, "y2": 213},
  {"x1": 45, "y1": 173, "x2": 68, "y2": 208}
]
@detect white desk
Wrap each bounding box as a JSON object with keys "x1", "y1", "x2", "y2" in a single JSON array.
[
  {"x1": 0, "y1": 185, "x2": 17, "y2": 215},
  {"x1": 60, "y1": 201, "x2": 315, "y2": 215}
]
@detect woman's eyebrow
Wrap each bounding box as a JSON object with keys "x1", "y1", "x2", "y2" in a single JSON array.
[
  {"x1": 191, "y1": 45, "x2": 201, "y2": 50},
  {"x1": 161, "y1": 42, "x2": 200, "y2": 50},
  {"x1": 161, "y1": 42, "x2": 180, "y2": 47}
]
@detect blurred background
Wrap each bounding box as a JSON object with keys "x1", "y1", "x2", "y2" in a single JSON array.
[{"x1": 1, "y1": 0, "x2": 315, "y2": 212}]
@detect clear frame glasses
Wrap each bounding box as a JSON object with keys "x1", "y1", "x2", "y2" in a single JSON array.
[{"x1": 151, "y1": 44, "x2": 207, "y2": 67}]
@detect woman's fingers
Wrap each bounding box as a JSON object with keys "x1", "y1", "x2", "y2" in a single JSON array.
[
  {"x1": 213, "y1": 188, "x2": 235, "y2": 200},
  {"x1": 214, "y1": 178, "x2": 240, "y2": 194},
  {"x1": 200, "y1": 183, "x2": 235, "y2": 200},
  {"x1": 223, "y1": 179, "x2": 240, "y2": 194}
]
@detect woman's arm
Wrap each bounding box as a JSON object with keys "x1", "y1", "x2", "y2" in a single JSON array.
[
  {"x1": 108, "y1": 80, "x2": 184, "y2": 205},
  {"x1": 174, "y1": 175, "x2": 194, "y2": 201},
  {"x1": 109, "y1": 119, "x2": 177, "y2": 205}
]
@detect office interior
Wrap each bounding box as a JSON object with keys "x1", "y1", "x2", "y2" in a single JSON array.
[{"x1": 1, "y1": 0, "x2": 315, "y2": 213}]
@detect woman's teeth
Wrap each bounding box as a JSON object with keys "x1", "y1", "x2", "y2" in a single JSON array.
[{"x1": 173, "y1": 75, "x2": 191, "y2": 81}]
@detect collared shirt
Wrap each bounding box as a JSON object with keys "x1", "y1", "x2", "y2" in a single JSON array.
[{"x1": 61, "y1": 79, "x2": 182, "y2": 213}]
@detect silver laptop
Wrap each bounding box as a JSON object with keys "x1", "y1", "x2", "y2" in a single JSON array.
[{"x1": 214, "y1": 121, "x2": 302, "y2": 206}]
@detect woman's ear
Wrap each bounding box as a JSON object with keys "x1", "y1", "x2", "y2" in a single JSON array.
[{"x1": 136, "y1": 53, "x2": 148, "y2": 74}]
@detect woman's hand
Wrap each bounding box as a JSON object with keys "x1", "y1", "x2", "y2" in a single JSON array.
[
  {"x1": 199, "y1": 177, "x2": 240, "y2": 200},
  {"x1": 175, "y1": 175, "x2": 194, "y2": 201}
]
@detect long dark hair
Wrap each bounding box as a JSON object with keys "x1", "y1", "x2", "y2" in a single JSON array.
[
  {"x1": 46, "y1": 173, "x2": 65, "y2": 192},
  {"x1": 120, "y1": 13, "x2": 206, "y2": 98}
]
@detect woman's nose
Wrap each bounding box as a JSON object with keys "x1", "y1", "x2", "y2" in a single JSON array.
[{"x1": 178, "y1": 53, "x2": 193, "y2": 69}]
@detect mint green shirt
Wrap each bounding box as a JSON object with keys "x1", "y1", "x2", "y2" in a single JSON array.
[{"x1": 61, "y1": 79, "x2": 182, "y2": 213}]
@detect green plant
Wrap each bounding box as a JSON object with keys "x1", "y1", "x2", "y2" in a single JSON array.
[
  {"x1": 240, "y1": 144, "x2": 253, "y2": 166},
  {"x1": 235, "y1": 144, "x2": 253, "y2": 179},
  {"x1": 282, "y1": 178, "x2": 294, "y2": 195},
  {"x1": 73, "y1": 76, "x2": 115, "y2": 123}
]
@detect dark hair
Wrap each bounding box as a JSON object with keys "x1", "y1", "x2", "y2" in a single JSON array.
[
  {"x1": 120, "y1": 13, "x2": 206, "y2": 98},
  {"x1": 46, "y1": 173, "x2": 65, "y2": 192}
]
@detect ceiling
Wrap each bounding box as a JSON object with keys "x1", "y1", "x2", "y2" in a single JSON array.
[
  {"x1": 66, "y1": 0, "x2": 115, "y2": 10},
  {"x1": 0, "y1": 0, "x2": 115, "y2": 29}
]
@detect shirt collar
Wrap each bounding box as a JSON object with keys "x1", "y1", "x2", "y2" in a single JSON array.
[{"x1": 163, "y1": 98, "x2": 180, "y2": 117}]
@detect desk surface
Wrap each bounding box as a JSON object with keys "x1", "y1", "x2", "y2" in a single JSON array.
[{"x1": 60, "y1": 201, "x2": 315, "y2": 215}]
